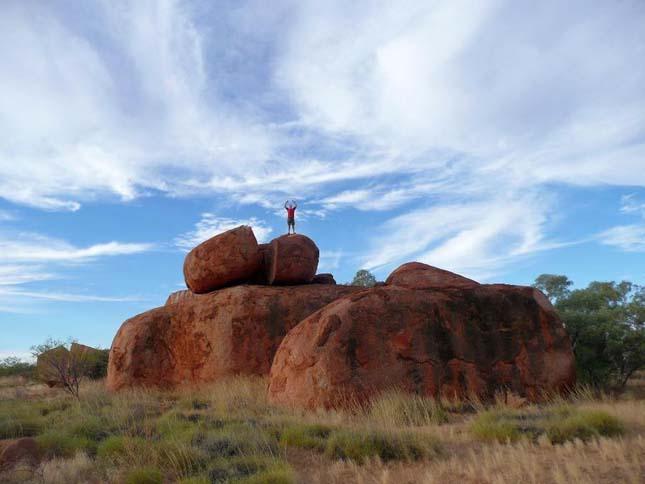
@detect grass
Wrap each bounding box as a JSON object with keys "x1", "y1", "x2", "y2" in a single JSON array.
[
  {"x1": 0, "y1": 375, "x2": 642, "y2": 483},
  {"x1": 471, "y1": 404, "x2": 625, "y2": 444}
]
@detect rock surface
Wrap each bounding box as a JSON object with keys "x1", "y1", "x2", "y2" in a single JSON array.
[
  {"x1": 386, "y1": 262, "x2": 479, "y2": 290},
  {"x1": 313, "y1": 273, "x2": 336, "y2": 285},
  {"x1": 268, "y1": 284, "x2": 575, "y2": 409},
  {"x1": 0, "y1": 438, "x2": 39, "y2": 472},
  {"x1": 266, "y1": 234, "x2": 319, "y2": 285},
  {"x1": 107, "y1": 284, "x2": 360, "y2": 390},
  {"x1": 183, "y1": 226, "x2": 262, "y2": 293},
  {"x1": 165, "y1": 290, "x2": 194, "y2": 306}
]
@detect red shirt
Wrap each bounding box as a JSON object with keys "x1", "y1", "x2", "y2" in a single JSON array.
[{"x1": 287, "y1": 207, "x2": 296, "y2": 218}]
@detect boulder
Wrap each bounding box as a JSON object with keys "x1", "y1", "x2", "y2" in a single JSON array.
[
  {"x1": 183, "y1": 226, "x2": 262, "y2": 293},
  {"x1": 266, "y1": 234, "x2": 319, "y2": 285},
  {"x1": 268, "y1": 284, "x2": 575, "y2": 409},
  {"x1": 313, "y1": 273, "x2": 336, "y2": 285},
  {"x1": 165, "y1": 290, "x2": 194, "y2": 306},
  {"x1": 386, "y1": 262, "x2": 479, "y2": 290},
  {"x1": 107, "y1": 284, "x2": 361, "y2": 390},
  {"x1": 247, "y1": 243, "x2": 271, "y2": 285},
  {"x1": 0, "y1": 438, "x2": 39, "y2": 472},
  {"x1": 36, "y1": 346, "x2": 69, "y2": 387}
]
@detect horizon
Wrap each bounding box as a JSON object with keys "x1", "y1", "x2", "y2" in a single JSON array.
[{"x1": 2, "y1": 0, "x2": 645, "y2": 360}]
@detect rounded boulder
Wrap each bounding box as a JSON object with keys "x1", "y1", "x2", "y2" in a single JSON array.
[
  {"x1": 266, "y1": 234, "x2": 319, "y2": 285},
  {"x1": 183, "y1": 226, "x2": 262, "y2": 293},
  {"x1": 386, "y1": 262, "x2": 479, "y2": 290}
]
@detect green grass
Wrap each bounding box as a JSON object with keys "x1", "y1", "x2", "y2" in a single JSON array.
[
  {"x1": 124, "y1": 467, "x2": 164, "y2": 484},
  {"x1": 35, "y1": 431, "x2": 96, "y2": 458},
  {"x1": 325, "y1": 428, "x2": 441, "y2": 464},
  {"x1": 368, "y1": 391, "x2": 449, "y2": 427},
  {"x1": 279, "y1": 423, "x2": 334, "y2": 451},
  {"x1": 471, "y1": 405, "x2": 625, "y2": 444}
]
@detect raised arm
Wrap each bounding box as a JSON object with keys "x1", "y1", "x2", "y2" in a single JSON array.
[
  {"x1": 284, "y1": 200, "x2": 289, "y2": 210},
  {"x1": 293, "y1": 201, "x2": 297, "y2": 209}
]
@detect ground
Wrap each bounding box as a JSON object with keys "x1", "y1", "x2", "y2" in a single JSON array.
[{"x1": 0, "y1": 373, "x2": 643, "y2": 484}]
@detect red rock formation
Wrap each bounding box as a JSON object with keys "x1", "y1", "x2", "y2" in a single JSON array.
[
  {"x1": 165, "y1": 290, "x2": 194, "y2": 306},
  {"x1": 107, "y1": 284, "x2": 360, "y2": 390},
  {"x1": 183, "y1": 226, "x2": 262, "y2": 293},
  {"x1": 266, "y1": 234, "x2": 319, "y2": 285},
  {"x1": 386, "y1": 262, "x2": 479, "y2": 290},
  {"x1": 313, "y1": 273, "x2": 336, "y2": 285},
  {"x1": 268, "y1": 283, "x2": 575, "y2": 409},
  {"x1": 0, "y1": 438, "x2": 39, "y2": 472}
]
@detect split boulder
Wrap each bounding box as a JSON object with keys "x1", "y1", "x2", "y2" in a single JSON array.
[{"x1": 266, "y1": 234, "x2": 319, "y2": 285}]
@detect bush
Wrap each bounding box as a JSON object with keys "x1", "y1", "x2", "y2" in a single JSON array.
[
  {"x1": 325, "y1": 428, "x2": 440, "y2": 463},
  {"x1": 0, "y1": 415, "x2": 43, "y2": 439},
  {"x1": 97, "y1": 435, "x2": 147, "y2": 460},
  {"x1": 36, "y1": 431, "x2": 96, "y2": 458},
  {"x1": 125, "y1": 467, "x2": 164, "y2": 484},
  {"x1": 0, "y1": 357, "x2": 36, "y2": 379},
  {"x1": 471, "y1": 406, "x2": 625, "y2": 444},
  {"x1": 279, "y1": 423, "x2": 333, "y2": 451}
]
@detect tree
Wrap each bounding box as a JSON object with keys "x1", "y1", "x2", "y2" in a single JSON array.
[
  {"x1": 31, "y1": 338, "x2": 102, "y2": 399},
  {"x1": 351, "y1": 269, "x2": 377, "y2": 287},
  {"x1": 533, "y1": 274, "x2": 573, "y2": 302},
  {"x1": 533, "y1": 275, "x2": 645, "y2": 390}
]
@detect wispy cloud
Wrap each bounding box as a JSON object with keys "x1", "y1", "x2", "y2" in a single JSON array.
[
  {"x1": 598, "y1": 224, "x2": 645, "y2": 252},
  {"x1": 175, "y1": 214, "x2": 273, "y2": 251},
  {"x1": 0, "y1": 287, "x2": 144, "y2": 303},
  {"x1": 0, "y1": 235, "x2": 153, "y2": 263}
]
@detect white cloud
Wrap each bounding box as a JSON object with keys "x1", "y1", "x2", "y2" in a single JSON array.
[
  {"x1": 175, "y1": 214, "x2": 273, "y2": 251},
  {"x1": 598, "y1": 224, "x2": 645, "y2": 252},
  {"x1": 1, "y1": 0, "x2": 644, "y2": 278},
  {"x1": 0, "y1": 234, "x2": 153, "y2": 263},
  {"x1": 620, "y1": 194, "x2": 645, "y2": 218},
  {"x1": 0, "y1": 287, "x2": 144, "y2": 303}
]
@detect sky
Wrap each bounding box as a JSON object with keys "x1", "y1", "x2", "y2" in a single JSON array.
[{"x1": 1, "y1": 0, "x2": 645, "y2": 360}]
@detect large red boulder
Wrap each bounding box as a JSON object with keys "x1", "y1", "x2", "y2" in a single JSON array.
[
  {"x1": 107, "y1": 284, "x2": 361, "y2": 390},
  {"x1": 386, "y1": 262, "x2": 479, "y2": 290},
  {"x1": 0, "y1": 438, "x2": 39, "y2": 472},
  {"x1": 268, "y1": 284, "x2": 575, "y2": 409},
  {"x1": 266, "y1": 234, "x2": 319, "y2": 285},
  {"x1": 183, "y1": 226, "x2": 262, "y2": 293}
]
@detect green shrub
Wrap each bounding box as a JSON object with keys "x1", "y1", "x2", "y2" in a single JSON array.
[
  {"x1": 279, "y1": 423, "x2": 333, "y2": 451},
  {"x1": 36, "y1": 431, "x2": 96, "y2": 458},
  {"x1": 325, "y1": 428, "x2": 440, "y2": 463},
  {"x1": 156, "y1": 439, "x2": 207, "y2": 477},
  {"x1": 0, "y1": 416, "x2": 43, "y2": 439},
  {"x1": 471, "y1": 410, "x2": 524, "y2": 443},
  {"x1": 97, "y1": 435, "x2": 147, "y2": 460},
  {"x1": 369, "y1": 391, "x2": 449, "y2": 427},
  {"x1": 67, "y1": 415, "x2": 110, "y2": 441},
  {"x1": 208, "y1": 456, "x2": 268, "y2": 483},
  {"x1": 235, "y1": 461, "x2": 295, "y2": 484},
  {"x1": 195, "y1": 421, "x2": 278, "y2": 458},
  {"x1": 125, "y1": 467, "x2": 164, "y2": 484},
  {"x1": 471, "y1": 406, "x2": 625, "y2": 444},
  {"x1": 546, "y1": 409, "x2": 624, "y2": 444},
  {"x1": 178, "y1": 476, "x2": 210, "y2": 484}
]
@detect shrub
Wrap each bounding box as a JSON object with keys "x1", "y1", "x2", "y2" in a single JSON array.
[
  {"x1": 546, "y1": 408, "x2": 624, "y2": 444},
  {"x1": 36, "y1": 431, "x2": 96, "y2": 458},
  {"x1": 471, "y1": 406, "x2": 625, "y2": 444},
  {"x1": 155, "y1": 439, "x2": 207, "y2": 478},
  {"x1": 279, "y1": 423, "x2": 333, "y2": 451},
  {"x1": 0, "y1": 415, "x2": 43, "y2": 439},
  {"x1": 97, "y1": 435, "x2": 147, "y2": 460},
  {"x1": 325, "y1": 428, "x2": 440, "y2": 463},
  {"x1": 208, "y1": 456, "x2": 268, "y2": 483},
  {"x1": 125, "y1": 467, "x2": 164, "y2": 484}
]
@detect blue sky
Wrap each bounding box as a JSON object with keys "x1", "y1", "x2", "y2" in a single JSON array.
[{"x1": 1, "y1": 0, "x2": 645, "y2": 359}]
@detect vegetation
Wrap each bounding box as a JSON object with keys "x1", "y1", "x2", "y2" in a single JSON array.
[
  {"x1": 351, "y1": 269, "x2": 378, "y2": 287},
  {"x1": 534, "y1": 274, "x2": 645, "y2": 390},
  {"x1": 0, "y1": 357, "x2": 36, "y2": 379},
  {"x1": 30, "y1": 338, "x2": 109, "y2": 398},
  {"x1": 0, "y1": 374, "x2": 642, "y2": 483}
]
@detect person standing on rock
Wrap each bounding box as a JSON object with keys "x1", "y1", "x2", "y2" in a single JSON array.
[{"x1": 284, "y1": 200, "x2": 297, "y2": 235}]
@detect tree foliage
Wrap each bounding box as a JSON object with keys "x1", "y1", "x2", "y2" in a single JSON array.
[
  {"x1": 534, "y1": 274, "x2": 645, "y2": 390},
  {"x1": 351, "y1": 269, "x2": 378, "y2": 287},
  {"x1": 0, "y1": 357, "x2": 36, "y2": 378}
]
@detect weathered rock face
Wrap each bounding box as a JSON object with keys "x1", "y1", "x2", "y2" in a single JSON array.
[
  {"x1": 268, "y1": 284, "x2": 576, "y2": 409},
  {"x1": 266, "y1": 234, "x2": 319, "y2": 285},
  {"x1": 165, "y1": 290, "x2": 194, "y2": 306},
  {"x1": 0, "y1": 438, "x2": 39, "y2": 472},
  {"x1": 183, "y1": 226, "x2": 262, "y2": 293},
  {"x1": 313, "y1": 273, "x2": 336, "y2": 285},
  {"x1": 107, "y1": 284, "x2": 361, "y2": 390},
  {"x1": 386, "y1": 262, "x2": 479, "y2": 290}
]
